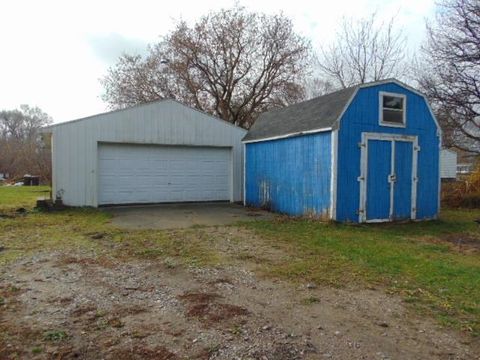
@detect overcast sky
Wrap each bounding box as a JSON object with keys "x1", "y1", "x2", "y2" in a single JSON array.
[{"x1": 0, "y1": 0, "x2": 436, "y2": 123}]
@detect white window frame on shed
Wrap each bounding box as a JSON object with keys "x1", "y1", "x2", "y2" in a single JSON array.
[{"x1": 379, "y1": 91, "x2": 407, "y2": 128}]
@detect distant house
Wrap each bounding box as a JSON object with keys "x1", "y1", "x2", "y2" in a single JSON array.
[
  {"x1": 457, "y1": 163, "x2": 474, "y2": 175},
  {"x1": 440, "y1": 149, "x2": 457, "y2": 180},
  {"x1": 243, "y1": 79, "x2": 441, "y2": 223},
  {"x1": 455, "y1": 150, "x2": 478, "y2": 176}
]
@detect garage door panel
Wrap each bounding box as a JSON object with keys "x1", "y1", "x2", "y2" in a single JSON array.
[{"x1": 98, "y1": 144, "x2": 231, "y2": 205}]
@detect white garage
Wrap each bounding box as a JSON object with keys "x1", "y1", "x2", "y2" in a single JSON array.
[{"x1": 42, "y1": 100, "x2": 246, "y2": 207}]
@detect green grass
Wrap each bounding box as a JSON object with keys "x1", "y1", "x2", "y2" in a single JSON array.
[
  {"x1": 0, "y1": 185, "x2": 50, "y2": 210},
  {"x1": 243, "y1": 213, "x2": 480, "y2": 335},
  {"x1": 43, "y1": 330, "x2": 68, "y2": 342},
  {"x1": 0, "y1": 186, "x2": 222, "y2": 267},
  {"x1": 31, "y1": 346, "x2": 42, "y2": 354},
  {"x1": 301, "y1": 296, "x2": 321, "y2": 305}
]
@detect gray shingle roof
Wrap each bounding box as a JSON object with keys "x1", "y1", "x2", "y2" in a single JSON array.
[{"x1": 243, "y1": 85, "x2": 358, "y2": 142}]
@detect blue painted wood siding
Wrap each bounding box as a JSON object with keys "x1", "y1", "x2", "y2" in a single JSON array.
[
  {"x1": 394, "y1": 141, "x2": 414, "y2": 220},
  {"x1": 245, "y1": 132, "x2": 331, "y2": 216},
  {"x1": 336, "y1": 83, "x2": 440, "y2": 222},
  {"x1": 366, "y1": 140, "x2": 392, "y2": 221}
]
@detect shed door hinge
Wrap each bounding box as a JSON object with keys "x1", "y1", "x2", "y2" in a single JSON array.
[
  {"x1": 357, "y1": 176, "x2": 365, "y2": 182},
  {"x1": 358, "y1": 142, "x2": 366, "y2": 148},
  {"x1": 414, "y1": 145, "x2": 421, "y2": 151}
]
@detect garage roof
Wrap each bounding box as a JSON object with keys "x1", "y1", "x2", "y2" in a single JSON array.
[{"x1": 42, "y1": 99, "x2": 246, "y2": 133}]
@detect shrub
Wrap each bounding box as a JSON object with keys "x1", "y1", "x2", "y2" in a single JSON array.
[{"x1": 442, "y1": 163, "x2": 480, "y2": 208}]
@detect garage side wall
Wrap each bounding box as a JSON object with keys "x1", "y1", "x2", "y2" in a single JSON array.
[
  {"x1": 50, "y1": 101, "x2": 246, "y2": 206},
  {"x1": 245, "y1": 132, "x2": 332, "y2": 217}
]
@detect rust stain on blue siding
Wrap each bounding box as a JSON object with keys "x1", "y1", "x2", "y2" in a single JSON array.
[{"x1": 245, "y1": 132, "x2": 331, "y2": 216}]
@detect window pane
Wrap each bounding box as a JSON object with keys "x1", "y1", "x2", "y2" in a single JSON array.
[
  {"x1": 383, "y1": 95, "x2": 403, "y2": 110},
  {"x1": 383, "y1": 109, "x2": 403, "y2": 124}
]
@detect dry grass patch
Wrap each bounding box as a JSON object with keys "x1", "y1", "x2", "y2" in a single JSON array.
[{"x1": 178, "y1": 292, "x2": 249, "y2": 325}]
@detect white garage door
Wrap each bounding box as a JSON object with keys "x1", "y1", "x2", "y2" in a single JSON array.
[{"x1": 98, "y1": 143, "x2": 231, "y2": 205}]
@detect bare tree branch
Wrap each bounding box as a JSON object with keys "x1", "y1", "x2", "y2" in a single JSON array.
[
  {"x1": 317, "y1": 13, "x2": 407, "y2": 89},
  {"x1": 101, "y1": 7, "x2": 312, "y2": 129},
  {"x1": 0, "y1": 105, "x2": 52, "y2": 182},
  {"x1": 417, "y1": 0, "x2": 480, "y2": 153}
]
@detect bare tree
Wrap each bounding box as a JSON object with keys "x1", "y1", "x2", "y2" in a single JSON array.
[
  {"x1": 317, "y1": 13, "x2": 407, "y2": 89},
  {"x1": 101, "y1": 7, "x2": 312, "y2": 128},
  {"x1": 417, "y1": 0, "x2": 480, "y2": 153},
  {"x1": 302, "y1": 76, "x2": 336, "y2": 99},
  {"x1": 0, "y1": 105, "x2": 52, "y2": 182}
]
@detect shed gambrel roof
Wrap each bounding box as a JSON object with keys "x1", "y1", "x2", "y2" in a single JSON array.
[
  {"x1": 243, "y1": 86, "x2": 356, "y2": 142},
  {"x1": 243, "y1": 78, "x2": 440, "y2": 142}
]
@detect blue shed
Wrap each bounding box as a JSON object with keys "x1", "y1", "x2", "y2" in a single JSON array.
[{"x1": 243, "y1": 79, "x2": 441, "y2": 223}]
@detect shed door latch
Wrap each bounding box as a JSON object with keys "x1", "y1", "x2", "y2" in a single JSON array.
[{"x1": 388, "y1": 174, "x2": 397, "y2": 183}]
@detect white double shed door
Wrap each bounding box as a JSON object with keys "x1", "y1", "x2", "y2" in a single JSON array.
[
  {"x1": 359, "y1": 133, "x2": 419, "y2": 223},
  {"x1": 97, "y1": 143, "x2": 232, "y2": 205}
]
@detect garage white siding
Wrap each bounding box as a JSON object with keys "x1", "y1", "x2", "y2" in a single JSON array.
[
  {"x1": 98, "y1": 144, "x2": 231, "y2": 205},
  {"x1": 45, "y1": 100, "x2": 246, "y2": 206}
]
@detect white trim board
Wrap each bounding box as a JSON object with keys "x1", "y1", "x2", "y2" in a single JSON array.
[
  {"x1": 330, "y1": 129, "x2": 338, "y2": 220},
  {"x1": 243, "y1": 142, "x2": 246, "y2": 206},
  {"x1": 358, "y1": 132, "x2": 418, "y2": 223},
  {"x1": 242, "y1": 127, "x2": 332, "y2": 144}
]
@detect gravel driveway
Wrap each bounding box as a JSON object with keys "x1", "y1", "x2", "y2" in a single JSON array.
[{"x1": 1, "y1": 226, "x2": 477, "y2": 360}]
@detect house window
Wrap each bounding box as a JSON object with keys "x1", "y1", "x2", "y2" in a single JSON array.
[{"x1": 380, "y1": 92, "x2": 406, "y2": 127}]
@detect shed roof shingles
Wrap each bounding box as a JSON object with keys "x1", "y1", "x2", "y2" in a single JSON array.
[{"x1": 243, "y1": 85, "x2": 357, "y2": 141}]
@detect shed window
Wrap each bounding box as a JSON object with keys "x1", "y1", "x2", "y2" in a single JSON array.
[{"x1": 380, "y1": 93, "x2": 406, "y2": 126}]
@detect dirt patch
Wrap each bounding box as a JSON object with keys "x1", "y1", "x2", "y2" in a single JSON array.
[
  {"x1": 178, "y1": 292, "x2": 221, "y2": 303},
  {"x1": 57, "y1": 255, "x2": 115, "y2": 268},
  {"x1": 440, "y1": 233, "x2": 480, "y2": 252},
  {"x1": 71, "y1": 303, "x2": 97, "y2": 317},
  {"x1": 252, "y1": 342, "x2": 318, "y2": 360},
  {"x1": 0, "y1": 283, "x2": 23, "y2": 299},
  {"x1": 105, "y1": 344, "x2": 179, "y2": 360},
  {"x1": 208, "y1": 277, "x2": 234, "y2": 286},
  {"x1": 178, "y1": 292, "x2": 249, "y2": 325}
]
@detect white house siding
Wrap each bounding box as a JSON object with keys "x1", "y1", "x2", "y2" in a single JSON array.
[
  {"x1": 440, "y1": 149, "x2": 457, "y2": 179},
  {"x1": 47, "y1": 100, "x2": 246, "y2": 207}
]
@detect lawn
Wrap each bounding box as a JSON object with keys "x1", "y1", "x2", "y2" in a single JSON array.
[
  {"x1": 0, "y1": 186, "x2": 223, "y2": 267},
  {"x1": 243, "y1": 213, "x2": 480, "y2": 335},
  {"x1": 0, "y1": 185, "x2": 50, "y2": 210},
  {"x1": 1, "y1": 185, "x2": 479, "y2": 336}
]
